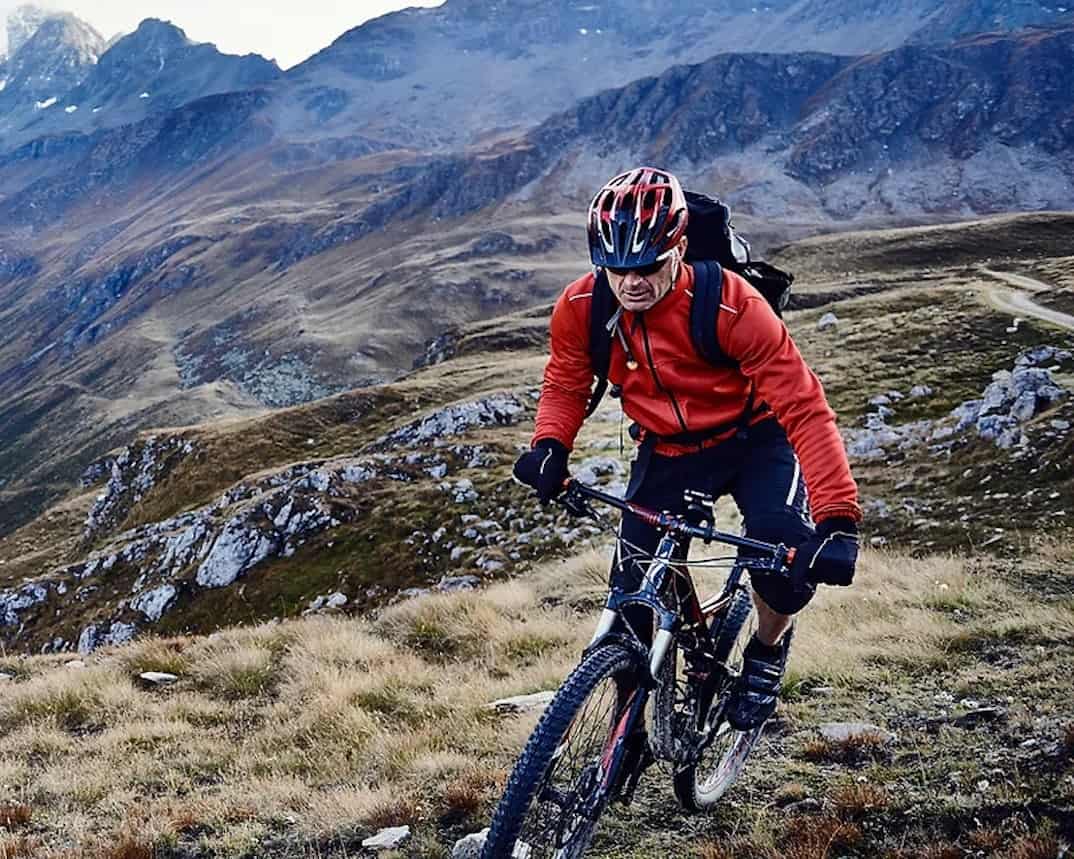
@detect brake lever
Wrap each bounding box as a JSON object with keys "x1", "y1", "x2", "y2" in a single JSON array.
[{"x1": 557, "y1": 479, "x2": 598, "y2": 520}]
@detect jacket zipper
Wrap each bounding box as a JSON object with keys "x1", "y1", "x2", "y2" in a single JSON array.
[{"x1": 638, "y1": 315, "x2": 689, "y2": 434}]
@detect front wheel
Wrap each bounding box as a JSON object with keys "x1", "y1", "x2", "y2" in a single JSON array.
[
  {"x1": 483, "y1": 643, "x2": 644, "y2": 859},
  {"x1": 673, "y1": 588, "x2": 763, "y2": 811}
]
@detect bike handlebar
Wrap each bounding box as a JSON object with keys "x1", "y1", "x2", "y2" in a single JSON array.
[{"x1": 557, "y1": 480, "x2": 796, "y2": 572}]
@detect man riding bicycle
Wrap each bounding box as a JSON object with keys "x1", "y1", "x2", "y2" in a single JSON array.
[{"x1": 514, "y1": 167, "x2": 861, "y2": 731}]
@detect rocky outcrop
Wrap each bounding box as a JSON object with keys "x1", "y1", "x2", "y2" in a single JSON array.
[
  {"x1": 84, "y1": 435, "x2": 197, "y2": 540},
  {"x1": 1, "y1": 391, "x2": 618, "y2": 653},
  {"x1": 372, "y1": 392, "x2": 526, "y2": 449},
  {"x1": 789, "y1": 29, "x2": 1074, "y2": 187},
  {"x1": 845, "y1": 346, "x2": 1071, "y2": 461}
]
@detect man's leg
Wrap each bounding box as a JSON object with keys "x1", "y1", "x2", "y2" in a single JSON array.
[
  {"x1": 725, "y1": 422, "x2": 815, "y2": 730},
  {"x1": 753, "y1": 593, "x2": 794, "y2": 647},
  {"x1": 611, "y1": 449, "x2": 709, "y2": 644}
]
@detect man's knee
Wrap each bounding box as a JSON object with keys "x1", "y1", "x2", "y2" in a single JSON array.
[
  {"x1": 752, "y1": 573, "x2": 815, "y2": 615},
  {"x1": 741, "y1": 513, "x2": 815, "y2": 616}
]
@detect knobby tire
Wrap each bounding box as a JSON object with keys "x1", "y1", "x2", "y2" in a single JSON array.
[
  {"x1": 482, "y1": 642, "x2": 643, "y2": 859},
  {"x1": 672, "y1": 588, "x2": 763, "y2": 811}
]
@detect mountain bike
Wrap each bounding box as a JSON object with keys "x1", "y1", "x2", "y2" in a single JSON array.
[{"x1": 482, "y1": 480, "x2": 796, "y2": 858}]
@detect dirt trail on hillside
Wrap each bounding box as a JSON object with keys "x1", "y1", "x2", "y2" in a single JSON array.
[{"x1": 981, "y1": 267, "x2": 1074, "y2": 333}]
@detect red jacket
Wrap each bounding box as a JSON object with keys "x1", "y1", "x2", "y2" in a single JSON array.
[{"x1": 533, "y1": 264, "x2": 861, "y2": 524}]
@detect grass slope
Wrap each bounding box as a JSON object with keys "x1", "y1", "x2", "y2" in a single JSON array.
[{"x1": 0, "y1": 539, "x2": 1071, "y2": 857}]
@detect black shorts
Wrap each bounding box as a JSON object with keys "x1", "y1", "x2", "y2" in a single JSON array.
[{"x1": 612, "y1": 418, "x2": 815, "y2": 617}]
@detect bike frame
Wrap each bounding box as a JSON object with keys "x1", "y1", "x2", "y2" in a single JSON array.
[{"x1": 556, "y1": 481, "x2": 794, "y2": 806}]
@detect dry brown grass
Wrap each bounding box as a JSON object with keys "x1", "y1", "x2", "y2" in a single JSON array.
[
  {"x1": 779, "y1": 814, "x2": 863, "y2": 858},
  {"x1": 829, "y1": 783, "x2": 888, "y2": 820},
  {"x1": 697, "y1": 838, "x2": 767, "y2": 859},
  {"x1": 0, "y1": 543, "x2": 1065, "y2": 855},
  {"x1": 0, "y1": 836, "x2": 42, "y2": 859},
  {"x1": 0, "y1": 804, "x2": 31, "y2": 829},
  {"x1": 1008, "y1": 834, "x2": 1063, "y2": 859},
  {"x1": 800, "y1": 733, "x2": 890, "y2": 766},
  {"x1": 966, "y1": 827, "x2": 1005, "y2": 852}
]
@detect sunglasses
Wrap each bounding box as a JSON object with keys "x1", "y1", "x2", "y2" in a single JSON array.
[{"x1": 606, "y1": 258, "x2": 667, "y2": 278}]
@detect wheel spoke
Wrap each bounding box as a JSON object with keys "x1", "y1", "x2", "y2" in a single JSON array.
[{"x1": 512, "y1": 667, "x2": 633, "y2": 857}]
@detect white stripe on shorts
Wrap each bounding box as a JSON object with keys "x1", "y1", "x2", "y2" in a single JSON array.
[{"x1": 785, "y1": 455, "x2": 801, "y2": 507}]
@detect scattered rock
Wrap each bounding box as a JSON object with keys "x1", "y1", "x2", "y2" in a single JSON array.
[
  {"x1": 488, "y1": 690, "x2": 556, "y2": 714},
  {"x1": 908, "y1": 384, "x2": 933, "y2": 399},
  {"x1": 452, "y1": 829, "x2": 490, "y2": 859},
  {"x1": 373, "y1": 393, "x2": 525, "y2": 449},
  {"x1": 138, "y1": 671, "x2": 179, "y2": 686},
  {"x1": 0, "y1": 671, "x2": 13, "y2": 682},
  {"x1": 437, "y1": 575, "x2": 481, "y2": 592},
  {"x1": 65, "y1": 660, "x2": 86, "y2": 670},
  {"x1": 818, "y1": 722, "x2": 896, "y2": 744},
  {"x1": 783, "y1": 798, "x2": 822, "y2": 815},
  {"x1": 306, "y1": 592, "x2": 348, "y2": 613},
  {"x1": 952, "y1": 707, "x2": 1007, "y2": 728},
  {"x1": 361, "y1": 826, "x2": 411, "y2": 851},
  {"x1": 817, "y1": 312, "x2": 839, "y2": 332},
  {"x1": 131, "y1": 585, "x2": 178, "y2": 622}
]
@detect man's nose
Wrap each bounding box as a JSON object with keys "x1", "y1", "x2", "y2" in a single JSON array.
[{"x1": 622, "y1": 271, "x2": 646, "y2": 286}]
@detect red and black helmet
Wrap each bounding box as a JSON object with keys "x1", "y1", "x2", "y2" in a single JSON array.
[{"x1": 587, "y1": 167, "x2": 688, "y2": 269}]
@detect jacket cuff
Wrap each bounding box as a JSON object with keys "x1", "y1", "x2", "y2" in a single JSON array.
[
  {"x1": 531, "y1": 434, "x2": 573, "y2": 453},
  {"x1": 812, "y1": 502, "x2": 863, "y2": 525}
]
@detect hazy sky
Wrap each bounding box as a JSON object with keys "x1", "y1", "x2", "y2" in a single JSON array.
[{"x1": 0, "y1": 0, "x2": 446, "y2": 68}]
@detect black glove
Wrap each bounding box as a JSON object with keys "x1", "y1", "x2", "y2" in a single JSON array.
[
  {"x1": 513, "y1": 439, "x2": 569, "y2": 503},
  {"x1": 791, "y1": 517, "x2": 859, "y2": 587}
]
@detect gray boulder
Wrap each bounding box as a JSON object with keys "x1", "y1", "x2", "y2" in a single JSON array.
[
  {"x1": 817, "y1": 312, "x2": 839, "y2": 332},
  {"x1": 819, "y1": 722, "x2": 897, "y2": 744},
  {"x1": 452, "y1": 829, "x2": 490, "y2": 859},
  {"x1": 361, "y1": 826, "x2": 411, "y2": 851}
]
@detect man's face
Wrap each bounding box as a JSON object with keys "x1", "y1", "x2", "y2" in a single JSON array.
[{"x1": 605, "y1": 239, "x2": 686, "y2": 312}]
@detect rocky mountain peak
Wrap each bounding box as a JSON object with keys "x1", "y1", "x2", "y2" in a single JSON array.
[
  {"x1": 0, "y1": 11, "x2": 103, "y2": 112},
  {"x1": 123, "y1": 18, "x2": 192, "y2": 52},
  {"x1": 5, "y1": 3, "x2": 50, "y2": 57}
]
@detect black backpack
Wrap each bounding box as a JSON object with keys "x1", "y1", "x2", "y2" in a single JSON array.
[{"x1": 584, "y1": 191, "x2": 794, "y2": 418}]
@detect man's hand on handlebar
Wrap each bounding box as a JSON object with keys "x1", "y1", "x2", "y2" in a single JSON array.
[
  {"x1": 513, "y1": 439, "x2": 570, "y2": 503},
  {"x1": 791, "y1": 517, "x2": 859, "y2": 588}
]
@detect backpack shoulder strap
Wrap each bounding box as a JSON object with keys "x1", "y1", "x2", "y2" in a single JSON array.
[
  {"x1": 585, "y1": 269, "x2": 616, "y2": 418},
  {"x1": 688, "y1": 260, "x2": 733, "y2": 367}
]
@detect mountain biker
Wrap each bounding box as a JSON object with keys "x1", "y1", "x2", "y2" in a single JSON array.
[{"x1": 514, "y1": 166, "x2": 861, "y2": 730}]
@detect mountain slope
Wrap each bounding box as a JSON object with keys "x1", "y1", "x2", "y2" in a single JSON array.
[
  {"x1": 1, "y1": 29, "x2": 1073, "y2": 538},
  {"x1": 14, "y1": 18, "x2": 281, "y2": 141},
  {"x1": 272, "y1": 0, "x2": 1074, "y2": 149}
]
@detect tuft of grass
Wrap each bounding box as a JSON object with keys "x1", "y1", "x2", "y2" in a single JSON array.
[
  {"x1": 119, "y1": 637, "x2": 191, "y2": 677},
  {"x1": 800, "y1": 733, "x2": 890, "y2": 766},
  {"x1": 779, "y1": 814, "x2": 863, "y2": 858},
  {"x1": 0, "y1": 804, "x2": 31, "y2": 829},
  {"x1": 697, "y1": 839, "x2": 767, "y2": 859},
  {"x1": 773, "y1": 782, "x2": 811, "y2": 807},
  {"x1": 191, "y1": 643, "x2": 276, "y2": 700},
  {"x1": 361, "y1": 795, "x2": 421, "y2": 830},
  {"x1": 437, "y1": 768, "x2": 500, "y2": 826},
  {"x1": 829, "y1": 783, "x2": 889, "y2": 820},
  {"x1": 103, "y1": 836, "x2": 155, "y2": 859},
  {"x1": 1008, "y1": 834, "x2": 1063, "y2": 859},
  {"x1": 966, "y1": 828, "x2": 1004, "y2": 852},
  {"x1": 0, "y1": 836, "x2": 41, "y2": 859},
  {"x1": 0, "y1": 669, "x2": 136, "y2": 733}
]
